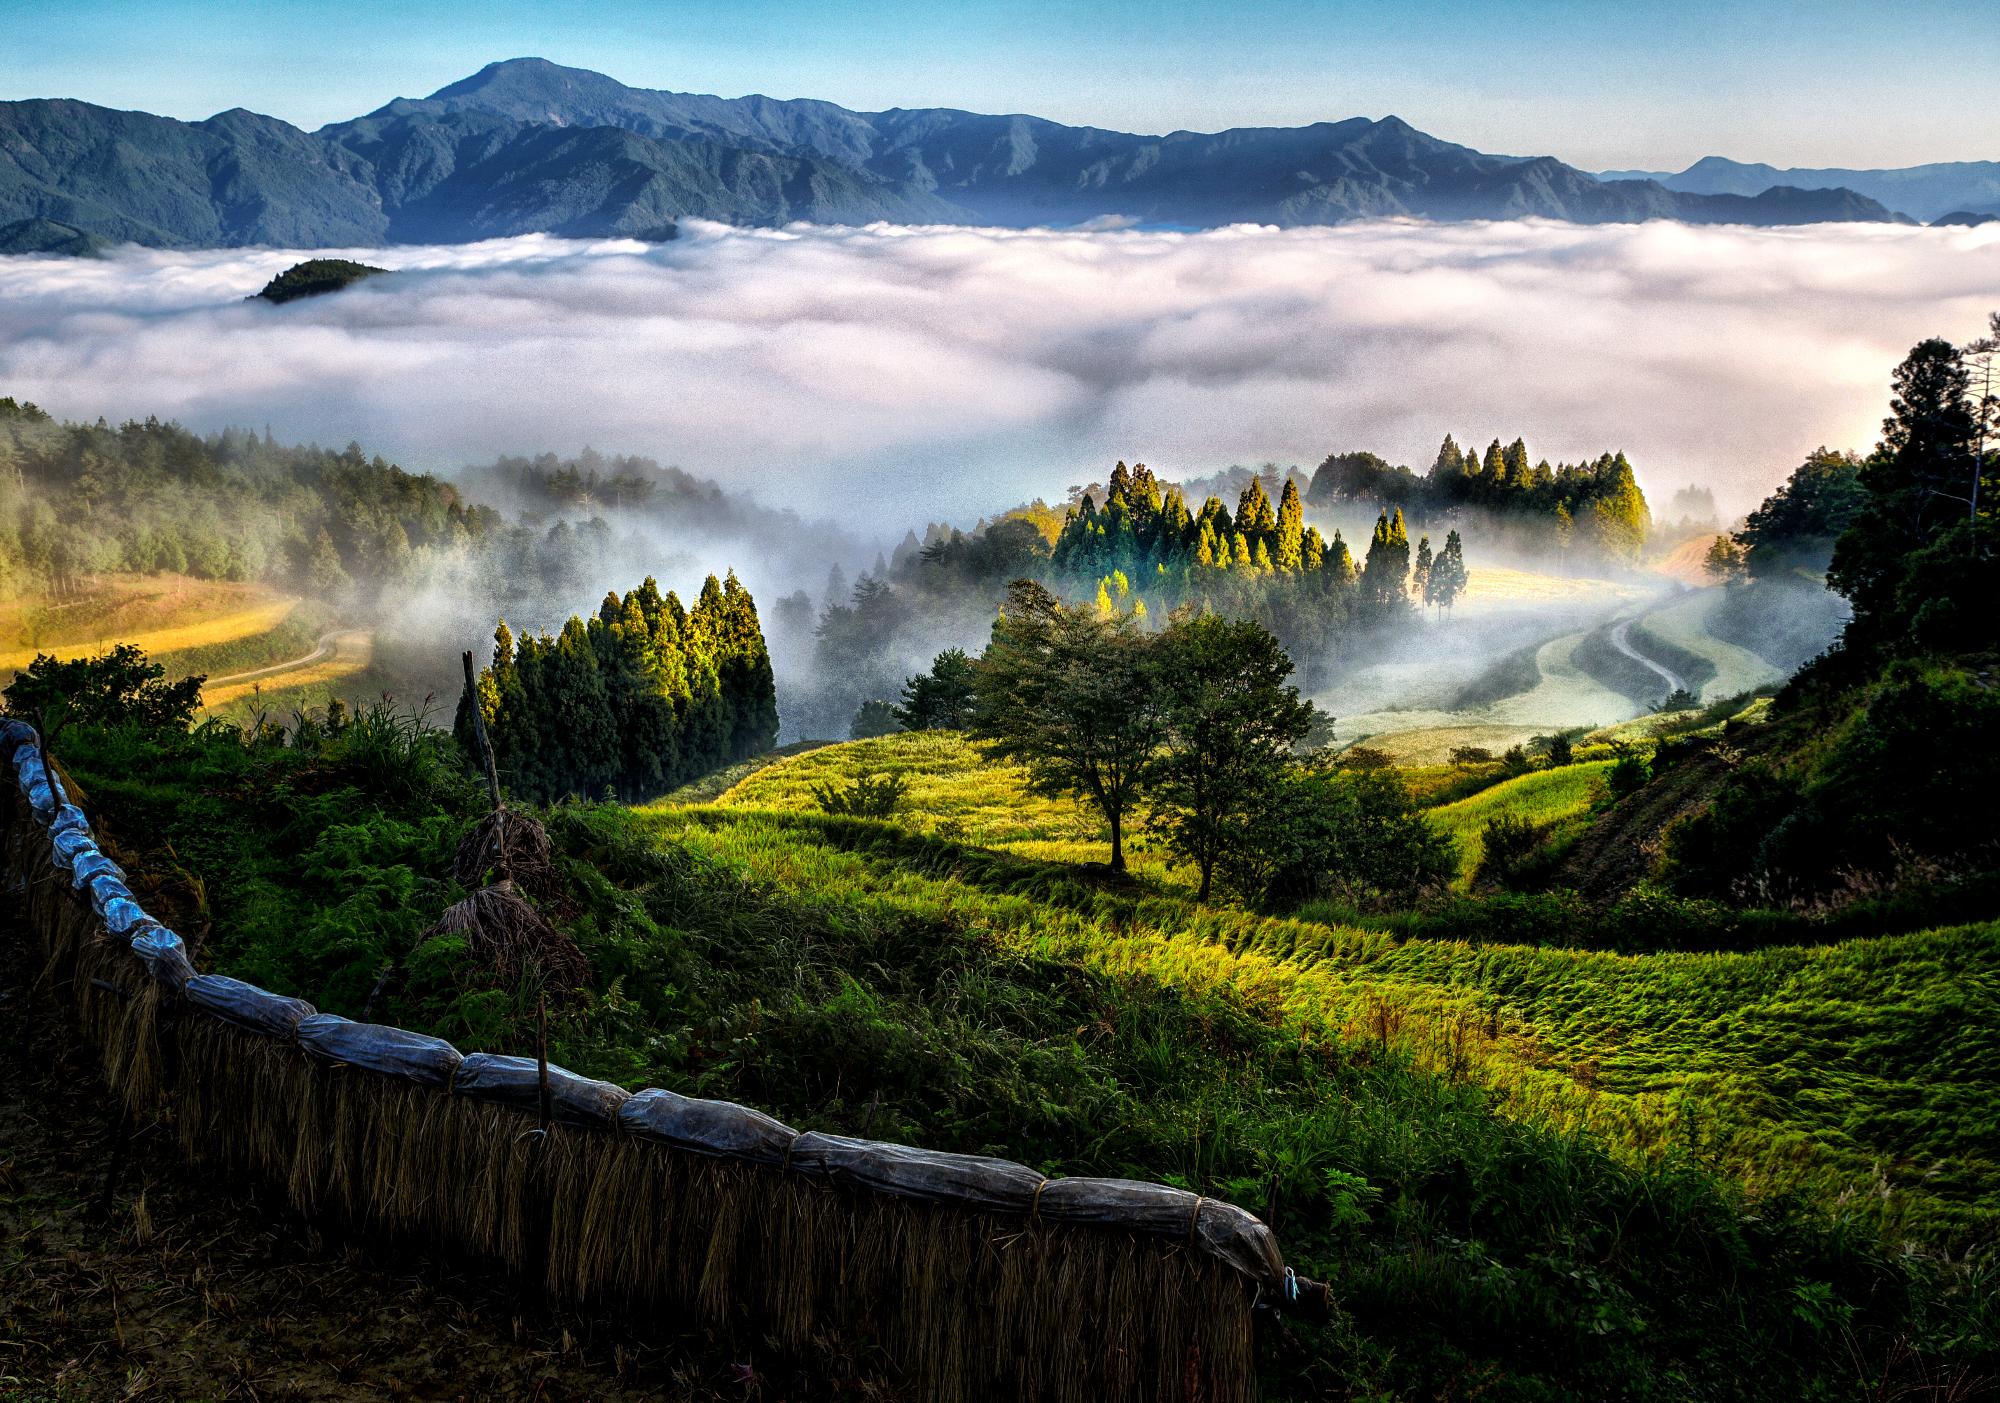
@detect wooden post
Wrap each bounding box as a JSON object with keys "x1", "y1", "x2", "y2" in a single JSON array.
[
  {"x1": 461, "y1": 650, "x2": 503, "y2": 812},
  {"x1": 535, "y1": 992, "x2": 552, "y2": 1136}
]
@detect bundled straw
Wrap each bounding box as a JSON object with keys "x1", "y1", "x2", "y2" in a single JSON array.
[
  {"x1": 421, "y1": 881, "x2": 587, "y2": 990},
  {"x1": 452, "y1": 806, "x2": 560, "y2": 899}
]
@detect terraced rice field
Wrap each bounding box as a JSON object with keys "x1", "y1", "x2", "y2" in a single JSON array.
[
  {"x1": 1640, "y1": 588, "x2": 1786, "y2": 701},
  {"x1": 0, "y1": 576, "x2": 300, "y2": 675},
  {"x1": 1427, "y1": 760, "x2": 1615, "y2": 884}
]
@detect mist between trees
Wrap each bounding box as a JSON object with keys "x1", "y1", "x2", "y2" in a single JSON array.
[{"x1": 0, "y1": 388, "x2": 1782, "y2": 756}]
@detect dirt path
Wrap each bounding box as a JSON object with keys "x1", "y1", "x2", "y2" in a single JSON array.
[
  {"x1": 202, "y1": 629, "x2": 374, "y2": 709},
  {"x1": 205, "y1": 629, "x2": 358, "y2": 688},
  {"x1": 1608, "y1": 618, "x2": 1684, "y2": 696}
]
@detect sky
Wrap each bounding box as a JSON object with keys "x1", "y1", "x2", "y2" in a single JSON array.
[
  {"x1": 3, "y1": 221, "x2": 1994, "y2": 526},
  {"x1": 5, "y1": 0, "x2": 1996, "y2": 172}
]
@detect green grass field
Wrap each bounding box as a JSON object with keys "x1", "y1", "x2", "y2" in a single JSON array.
[
  {"x1": 643, "y1": 733, "x2": 1996, "y2": 1244},
  {"x1": 717, "y1": 730, "x2": 1162, "y2": 873},
  {"x1": 1427, "y1": 760, "x2": 1613, "y2": 884},
  {"x1": 51, "y1": 710, "x2": 1998, "y2": 1396}
]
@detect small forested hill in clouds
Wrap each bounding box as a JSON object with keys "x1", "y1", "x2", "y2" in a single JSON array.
[
  {"x1": 255, "y1": 258, "x2": 387, "y2": 303},
  {"x1": 0, "y1": 57, "x2": 1907, "y2": 249}
]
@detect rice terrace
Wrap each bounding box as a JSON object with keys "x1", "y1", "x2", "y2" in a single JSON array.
[{"x1": 3, "y1": 6, "x2": 2000, "y2": 1401}]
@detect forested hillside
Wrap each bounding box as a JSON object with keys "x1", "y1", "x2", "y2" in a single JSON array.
[{"x1": 0, "y1": 396, "x2": 495, "y2": 600}]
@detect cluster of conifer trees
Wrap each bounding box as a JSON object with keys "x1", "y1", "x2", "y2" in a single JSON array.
[
  {"x1": 456, "y1": 573, "x2": 779, "y2": 803},
  {"x1": 1046, "y1": 462, "x2": 1469, "y2": 637},
  {"x1": 1051, "y1": 461, "x2": 1349, "y2": 587},
  {"x1": 1309, "y1": 436, "x2": 1651, "y2": 562}
]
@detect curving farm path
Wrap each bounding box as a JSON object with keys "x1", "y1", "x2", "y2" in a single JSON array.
[
  {"x1": 201, "y1": 628, "x2": 373, "y2": 708},
  {"x1": 203, "y1": 629, "x2": 350, "y2": 688},
  {"x1": 1608, "y1": 618, "x2": 1684, "y2": 697}
]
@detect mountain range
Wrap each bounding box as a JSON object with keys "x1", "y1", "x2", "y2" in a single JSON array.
[
  {"x1": 1599, "y1": 155, "x2": 2000, "y2": 224},
  {"x1": 0, "y1": 58, "x2": 1937, "y2": 252}
]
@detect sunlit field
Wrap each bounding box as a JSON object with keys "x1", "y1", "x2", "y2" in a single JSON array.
[
  {"x1": 628, "y1": 731, "x2": 1999, "y2": 1243},
  {"x1": 1427, "y1": 760, "x2": 1616, "y2": 885},
  {"x1": 0, "y1": 574, "x2": 298, "y2": 674}
]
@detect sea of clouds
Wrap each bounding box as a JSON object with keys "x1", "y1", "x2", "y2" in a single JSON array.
[{"x1": 2, "y1": 218, "x2": 1996, "y2": 524}]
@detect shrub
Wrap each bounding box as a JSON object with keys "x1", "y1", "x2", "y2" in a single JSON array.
[
  {"x1": 1449, "y1": 745, "x2": 1495, "y2": 766},
  {"x1": 1231, "y1": 766, "x2": 1458, "y2": 909},
  {"x1": 894, "y1": 649, "x2": 977, "y2": 730},
  {"x1": 1607, "y1": 743, "x2": 1652, "y2": 799},
  {"x1": 850, "y1": 698, "x2": 903, "y2": 739},
  {"x1": 1336, "y1": 745, "x2": 1395, "y2": 771},
  {"x1": 2, "y1": 643, "x2": 204, "y2": 734},
  {"x1": 1474, "y1": 812, "x2": 1553, "y2": 890},
  {"x1": 1499, "y1": 744, "x2": 1533, "y2": 777},
  {"x1": 812, "y1": 770, "x2": 909, "y2": 818},
  {"x1": 1533, "y1": 732, "x2": 1575, "y2": 767}
]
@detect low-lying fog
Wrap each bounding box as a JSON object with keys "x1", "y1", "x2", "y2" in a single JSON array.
[
  {"x1": 3, "y1": 219, "x2": 1997, "y2": 524},
  {"x1": 1, "y1": 218, "x2": 1955, "y2": 743}
]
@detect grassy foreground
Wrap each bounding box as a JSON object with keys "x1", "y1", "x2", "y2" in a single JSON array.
[{"x1": 45, "y1": 716, "x2": 2000, "y2": 1399}]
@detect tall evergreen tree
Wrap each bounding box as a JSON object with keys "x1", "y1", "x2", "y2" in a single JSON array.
[
  {"x1": 1274, "y1": 478, "x2": 1306, "y2": 571},
  {"x1": 1360, "y1": 508, "x2": 1412, "y2": 616},
  {"x1": 1430, "y1": 529, "x2": 1469, "y2": 617},
  {"x1": 1236, "y1": 478, "x2": 1278, "y2": 536},
  {"x1": 1829, "y1": 338, "x2": 1977, "y2": 643}
]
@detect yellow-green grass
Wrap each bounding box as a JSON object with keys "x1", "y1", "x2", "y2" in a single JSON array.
[
  {"x1": 716, "y1": 730, "x2": 1180, "y2": 876},
  {"x1": 200, "y1": 656, "x2": 397, "y2": 726},
  {"x1": 0, "y1": 575, "x2": 299, "y2": 675},
  {"x1": 639, "y1": 732, "x2": 1996, "y2": 1241},
  {"x1": 1427, "y1": 760, "x2": 1613, "y2": 884},
  {"x1": 655, "y1": 740, "x2": 836, "y2": 807},
  {"x1": 1641, "y1": 589, "x2": 1786, "y2": 701},
  {"x1": 1454, "y1": 562, "x2": 1660, "y2": 616}
]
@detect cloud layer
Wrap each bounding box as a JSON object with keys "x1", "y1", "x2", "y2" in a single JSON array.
[{"x1": 3, "y1": 219, "x2": 1996, "y2": 523}]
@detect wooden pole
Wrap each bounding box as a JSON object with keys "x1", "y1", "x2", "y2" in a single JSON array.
[
  {"x1": 461, "y1": 650, "x2": 503, "y2": 813},
  {"x1": 535, "y1": 993, "x2": 552, "y2": 1136}
]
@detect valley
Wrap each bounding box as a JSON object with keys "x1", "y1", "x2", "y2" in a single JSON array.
[{"x1": 1, "y1": 17, "x2": 1994, "y2": 1391}]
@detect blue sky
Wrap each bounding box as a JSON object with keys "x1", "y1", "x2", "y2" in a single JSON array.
[{"x1": 5, "y1": 0, "x2": 1994, "y2": 170}]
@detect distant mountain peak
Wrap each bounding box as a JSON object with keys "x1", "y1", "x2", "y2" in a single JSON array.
[{"x1": 0, "y1": 61, "x2": 1924, "y2": 253}]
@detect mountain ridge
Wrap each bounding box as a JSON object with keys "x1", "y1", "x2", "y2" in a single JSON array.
[
  {"x1": 1598, "y1": 154, "x2": 2000, "y2": 223},
  {"x1": 0, "y1": 57, "x2": 1915, "y2": 251}
]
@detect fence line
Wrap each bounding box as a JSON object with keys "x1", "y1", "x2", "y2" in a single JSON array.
[{"x1": 1, "y1": 719, "x2": 1321, "y2": 1402}]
